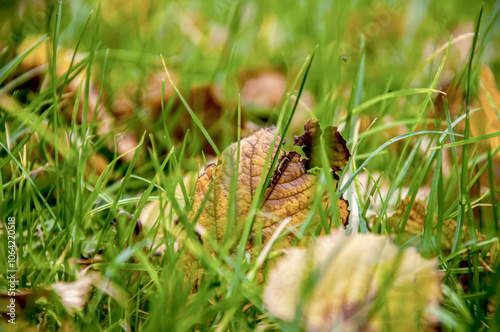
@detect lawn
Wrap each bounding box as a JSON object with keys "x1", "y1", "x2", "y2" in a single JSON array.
[{"x1": 1, "y1": 0, "x2": 500, "y2": 331}]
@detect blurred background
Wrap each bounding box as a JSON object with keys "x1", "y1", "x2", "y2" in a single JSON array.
[{"x1": 1, "y1": 0, "x2": 500, "y2": 206}]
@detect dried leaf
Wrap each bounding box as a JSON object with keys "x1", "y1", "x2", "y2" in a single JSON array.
[
  {"x1": 111, "y1": 89, "x2": 136, "y2": 119},
  {"x1": 240, "y1": 69, "x2": 315, "y2": 111},
  {"x1": 387, "y1": 197, "x2": 487, "y2": 251},
  {"x1": 240, "y1": 69, "x2": 316, "y2": 136},
  {"x1": 490, "y1": 242, "x2": 500, "y2": 267},
  {"x1": 51, "y1": 273, "x2": 99, "y2": 316},
  {"x1": 86, "y1": 153, "x2": 108, "y2": 178},
  {"x1": 263, "y1": 232, "x2": 442, "y2": 331},
  {"x1": 294, "y1": 118, "x2": 351, "y2": 173},
  {"x1": 188, "y1": 119, "x2": 350, "y2": 251},
  {"x1": 116, "y1": 132, "x2": 139, "y2": 163},
  {"x1": 475, "y1": 65, "x2": 500, "y2": 164},
  {"x1": 142, "y1": 71, "x2": 178, "y2": 112},
  {"x1": 51, "y1": 272, "x2": 125, "y2": 316},
  {"x1": 241, "y1": 70, "x2": 288, "y2": 110},
  {"x1": 17, "y1": 35, "x2": 105, "y2": 126}
]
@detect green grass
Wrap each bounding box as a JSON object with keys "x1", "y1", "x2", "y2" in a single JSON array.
[{"x1": 1, "y1": 0, "x2": 500, "y2": 331}]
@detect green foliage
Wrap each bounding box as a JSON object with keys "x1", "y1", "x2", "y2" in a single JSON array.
[{"x1": 1, "y1": 0, "x2": 500, "y2": 331}]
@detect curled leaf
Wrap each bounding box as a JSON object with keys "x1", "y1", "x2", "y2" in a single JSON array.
[
  {"x1": 294, "y1": 118, "x2": 351, "y2": 173},
  {"x1": 188, "y1": 119, "x2": 350, "y2": 251},
  {"x1": 263, "y1": 232, "x2": 442, "y2": 331}
]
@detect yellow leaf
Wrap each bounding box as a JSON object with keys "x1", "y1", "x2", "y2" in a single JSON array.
[
  {"x1": 387, "y1": 197, "x2": 486, "y2": 251},
  {"x1": 263, "y1": 232, "x2": 442, "y2": 331}
]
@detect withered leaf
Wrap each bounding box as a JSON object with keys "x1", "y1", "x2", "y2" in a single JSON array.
[
  {"x1": 51, "y1": 271, "x2": 124, "y2": 316},
  {"x1": 51, "y1": 273, "x2": 99, "y2": 316},
  {"x1": 474, "y1": 65, "x2": 500, "y2": 164},
  {"x1": 294, "y1": 118, "x2": 351, "y2": 173},
  {"x1": 240, "y1": 70, "x2": 288, "y2": 109},
  {"x1": 387, "y1": 197, "x2": 487, "y2": 252},
  {"x1": 188, "y1": 119, "x2": 350, "y2": 250},
  {"x1": 263, "y1": 232, "x2": 442, "y2": 331},
  {"x1": 490, "y1": 242, "x2": 500, "y2": 267}
]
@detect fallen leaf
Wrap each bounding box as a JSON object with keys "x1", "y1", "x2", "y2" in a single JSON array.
[
  {"x1": 111, "y1": 89, "x2": 136, "y2": 119},
  {"x1": 433, "y1": 66, "x2": 500, "y2": 188},
  {"x1": 116, "y1": 132, "x2": 139, "y2": 163},
  {"x1": 86, "y1": 153, "x2": 108, "y2": 178},
  {"x1": 112, "y1": 70, "x2": 238, "y2": 155},
  {"x1": 141, "y1": 71, "x2": 178, "y2": 116},
  {"x1": 474, "y1": 65, "x2": 500, "y2": 164},
  {"x1": 51, "y1": 273, "x2": 99, "y2": 316},
  {"x1": 240, "y1": 69, "x2": 316, "y2": 136},
  {"x1": 263, "y1": 231, "x2": 442, "y2": 331},
  {"x1": 17, "y1": 36, "x2": 103, "y2": 120},
  {"x1": 188, "y1": 119, "x2": 350, "y2": 252},
  {"x1": 387, "y1": 197, "x2": 487, "y2": 251},
  {"x1": 294, "y1": 118, "x2": 351, "y2": 173},
  {"x1": 240, "y1": 69, "x2": 288, "y2": 110},
  {"x1": 51, "y1": 271, "x2": 124, "y2": 316},
  {"x1": 240, "y1": 69, "x2": 315, "y2": 111}
]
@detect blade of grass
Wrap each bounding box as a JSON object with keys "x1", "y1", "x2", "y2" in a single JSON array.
[
  {"x1": 432, "y1": 131, "x2": 500, "y2": 149},
  {"x1": 160, "y1": 54, "x2": 220, "y2": 156},
  {"x1": 236, "y1": 49, "x2": 316, "y2": 267},
  {"x1": 339, "y1": 130, "x2": 463, "y2": 196},
  {"x1": 453, "y1": 5, "x2": 483, "y2": 255},
  {"x1": 351, "y1": 88, "x2": 445, "y2": 117}
]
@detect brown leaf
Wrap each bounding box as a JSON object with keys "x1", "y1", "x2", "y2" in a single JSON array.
[
  {"x1": 116, "y1": 132, "x2": 139, "y2": 163},
  {"x1": 188, "y1": 119, "x2": 350, "y2": 254},
  {"x1": 490, "y1": 242, "x2": 500, "y2": 267},
  {"x1": 475, "y1": 65, "x2": 500, "y2": 164},
  {"x1": 387, "y1": 197, "x2": 487, "y2": 251},
  {"x1": 239, "y1": 69, "x2": 316, "y2": 137},
  {"x1": 294, "y1": 118, "x2": 351, "y2": 173},
  {"x1": 240, "y1": 69, "x2": 315, "y2": 111},
  {"x1": 240, "y1": 70, "x2": 288, "y2": 109},
  {"x1": 86, "y1": 153, "x2": 108, "y2": 177},
  {"x1": 141, "y1": 71, "x2": 178, "y2": 115},
  {"x1": 16, "y1": 36, "x2": 105, "y2": 126}
]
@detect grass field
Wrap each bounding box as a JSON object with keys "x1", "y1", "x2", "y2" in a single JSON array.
[{"x1": 1, "y1": 0, "x2": 500, "y2": 331}]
